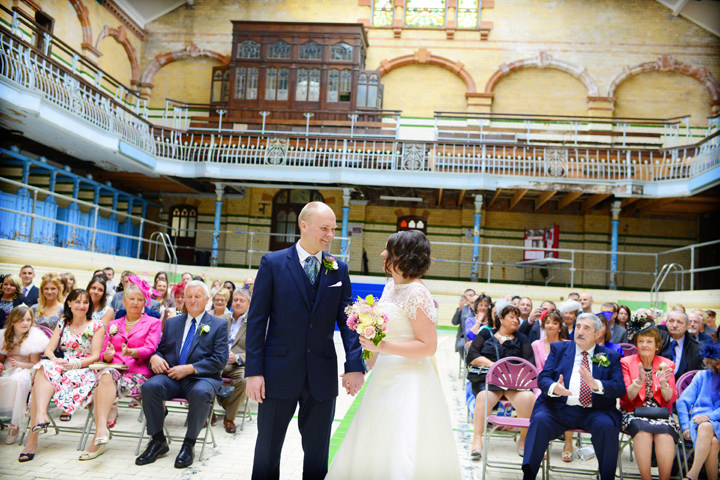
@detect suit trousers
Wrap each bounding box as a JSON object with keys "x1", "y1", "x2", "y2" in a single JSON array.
[
  {"x1": 141, "y1": 374, "x2": 216, "y2": 440},
  {"x1": 522, "y1": 402, "x2": 620, "y2": 480},
  {"x1": 252, "y1": 379, "x2": 336, "y2": 480},
  {"x1": 220, "y1": 364, "x2": 247, "y2": 421}
]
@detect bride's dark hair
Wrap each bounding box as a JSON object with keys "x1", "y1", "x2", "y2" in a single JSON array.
[{"x1": 384, "y1": 230, "x2": 432, "y2": 279}]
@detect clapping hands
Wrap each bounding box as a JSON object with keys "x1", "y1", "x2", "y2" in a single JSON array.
[{"x1": 552, "y1": 374, "x2": 572, "y2": 396}]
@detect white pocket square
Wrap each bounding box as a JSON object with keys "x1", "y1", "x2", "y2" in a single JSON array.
[{"x1": 329, "y1": 281, "x2": 342, "y2": 287}]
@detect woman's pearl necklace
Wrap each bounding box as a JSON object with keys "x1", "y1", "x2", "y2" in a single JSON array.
[{"x1": 496, "y1": 333, "x2": 513, "y2": 342}]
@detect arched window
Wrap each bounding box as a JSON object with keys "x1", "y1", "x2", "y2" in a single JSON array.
[
  {"x1": 237, "y1": 40, "x2": 260, "y2": 59},
  {"x1": 168, "y1": 205, "x2": 197, "y2": 264},
  {"x1": 268, "y1": 40, "x2": 291, "y2": 59},
  {"x1": 299, "y1": 41, "x2": 322, "y2": 60},
  {"x1": 270, "y1": 190, "x2": 324, "y2": 251},
  {"x1": 330, "y1": 42, "x2": 353, "y2": 61},
  {"x1": 397, "y1": 215, "x2": 426, "y2": 234}
]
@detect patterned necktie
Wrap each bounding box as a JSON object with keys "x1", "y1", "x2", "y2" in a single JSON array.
[
  {"x1": 579, "y1": 351, "x2": 592, "y2": 407},
  {"x1": 304, "y1": 256, "x2": 319, "y2": 284},
  {"x1": 669, "y1": 339, "x2": 678, "y2": 362},
  {"x1": 178, "y1": 318, "x2": 196, "y2": 365}
]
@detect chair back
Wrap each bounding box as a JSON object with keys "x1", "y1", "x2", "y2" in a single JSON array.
[
  {"x1": 486, "y1": 356, "x2": 539, "y2": 390},
  {"x1": 676, "y1": 369, "x2": 700, "y2": 396},
  {"x1": 36, "y1": 325, "x2": 54, "y2": 338},
  {"x1": 619, "y1": 343, "x2": 637, "y2": 356}
]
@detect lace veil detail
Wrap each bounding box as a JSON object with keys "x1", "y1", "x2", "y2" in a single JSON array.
[{"x1": 380, "y1": 280, "x2": 437, "y2": 324}]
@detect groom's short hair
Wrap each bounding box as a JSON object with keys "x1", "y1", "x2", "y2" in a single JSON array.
[{"x1": 298, "y1": 201, "x2": 331, "y2": 227}]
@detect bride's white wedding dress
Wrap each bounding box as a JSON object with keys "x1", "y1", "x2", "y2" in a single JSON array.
[{"x1": 327, "y1": 279, "x2": 462, "y2": 479}]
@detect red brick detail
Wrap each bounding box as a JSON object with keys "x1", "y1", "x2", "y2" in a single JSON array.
[
  {"x1": 484, "y1": 50, "x2": 599, "y2": 97},
  {"x1": 96, "y1": 25, "x2": 140, "y2": 85},
  {"x1": 140, "y1": 44, "x2": 231, "y2": 86},
  {"x1": 357, "y1": 0, "x2": 371, "y2": 5},
  {"x1": 608, "y1": 55, "x2": 720, "y2": 103},
  {"x1": 68, "y1": 0, "x2": 93, "y2": 48},
  {"x1": 378, "y1": 49, "x2": 477, "y2": 92}
]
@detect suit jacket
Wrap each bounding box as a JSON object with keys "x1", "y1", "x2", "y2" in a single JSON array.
[
  {"x1": 619, "y1": 354, "x2": 677, "y2": 412},
  {"x1": 610, "y1": 322, "x2": 628, "y2": 344},
  {"x1": 102, "y1": 313, "x2": 162, "y2": 376},
  {"x1": 537, "y1": 341, "x2": 626, "y2": 411},
  {"x1": 155, "y1": 311, "x2": 228, "y2": 389},
  {"x1": 658, "y1": 327, "x2": 703, "y2": 379},
  {"x1": 227, "y1": 313, "x2": 247, "y2": 365},
  {"x1": 245, "y1": 244, "x2": 364, "y2": 401},
  {"x1": 22, "y1": 285, "x2": 39, "y2": 306}
]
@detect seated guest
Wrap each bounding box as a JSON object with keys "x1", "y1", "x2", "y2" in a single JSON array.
[
  {"x1": 113, "y1": 275, "x2": 161, "y2": 320},
  {"x1": 617, "y1": 305, "x2": 631, "y2": 329},
  {"x1": 102, "y1": 267, "x2": 116, "y2": 296},
  {"x1": 465, "y1": 294, "x2": 492, "y2": 342},
  {"x1": 87, "y1": 276, "x2": 115, "y2": 327},
  {"x1": 242, "y1": 277, "x2": 254, "y2": 293},
  {"x1": 620, "y1": 314, "x2": 679, "y2": 480},
  {"x1": 0, "y1": 305, "x2": 49, "y2": 444},
  {"x1": 79, "y1": 281, "x2": 162, "y2": 460},
  {"x1": 59, "y1": 272, "x2": 76, "y2": 297},
  {"x1": 217, "y1": 288, "x2": 251, "y2": 433},
  {"x1": 136, "y1": 280, "x2": 227, "y2": 469},
  {"x1": 163, "y1": 281, "x2": 187, "y2": 325},
  {"x1": 704, "y1": 309, "x2": 717, "y2": 340},
  {"x1": 688, "y1": 310, "x2": 714, "y2": 346},
  {"x1": 558, "y1": 299, "x2": 581, "y2": 339},
  {"x1": 0, "y1": 274, "x2": 27, "y2": 328},
  {"x1": 467, "y1": 304, "x2": 535, "y2": 459},
  {"x1": 579, "y1": 293, "x2": 594, "y2": 314},
  {"x1": 596, "y1": 312, "x2": 625, "y2": 357},
  {"x1": 677, "y1": 342, "x2": 720, "y2": 480},
  {"x1": 222, "y1": 281, "x2": 236, "y2": 311},
  {"x1": 522, "y1": 313, "x2": 626, "y2": 480},
  {"x1": 600, "y1": 302, "x2": 628, "y2": 344},
  {"x1": 19, "y1": 265, "x2": 39, "y2": 306},
  {"x1": 20, "y1": 289, "x2": 106, "y2": 462},
  {"x1": 530, "y1": 309, "x2": 574, "y2": 462},
  {"x1": 452, "y1": 288, "x2": 476, "y2": 362},
  {"x1": 31, "y1": 273, "x2": 64, "y2": 330},
  {"x1": 110, "y1": 271, "x2": 133, "y2": 311},
  {"x1": 658, "y1": 310, "x2": 703, "y2": 381},
  {"x1": 153, "y1": 276, "x2": 174, "y2": 318},
  {"x1": 209, "y1": 288, "x2": 232, "y2": 322}
]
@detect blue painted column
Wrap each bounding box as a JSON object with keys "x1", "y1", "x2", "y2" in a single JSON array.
[
  {"x1": 67, "y1": 177, "x2": 81, "y2": 249},
  {"x1": 471, "y1": 194, "x2": 483, "y2": 282},
  {"x1": 340, "y1": 188, "x2": 351, "y2": 259},
  {"x1": 14, "y1": 156, "x2": 31, "y2": 241},
  {"x1": 609, "y1": 200, "x2": 621, "y2": 290},
  {"x1": 137, "y1": 200, "x2": 148, "y2": 259},
  {"x1": 211, "y1": 182, "x2": 225, "y2": 267}
]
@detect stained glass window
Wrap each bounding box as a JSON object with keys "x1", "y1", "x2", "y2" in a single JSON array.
[
  {"x1": 265, "y1": 67, "x2": 289, "y2": 100},
  {"x1": 268, "y1": 40, "x2": 291, "y2": 59},
  {"x1": 457, "y1": 0, "x2": 480, "y2": 29},
  {"x1": 296, "y1": 68, "x2": 321, "y2": 101},
  {"x1": 170, "y1": 206, "x2": 197, "y2": 238},
  {"x1": 405, "y1": 0, "x2": 446, "y2": 28},
  {"x1": 372, "y1": 0, "x2": 394, "y2": 27},
  {"x1": 330, "y1": 42, "x2": 353, "y2": 61},
  {"x1": 237, "y1": 40, "x2": 260, "y2": 59},
  {"x1": 299, "y1": 41, "x2": 322, "y2": 60},
  {"x1": 327, "y1": 69, "x2": 352, "y2": 102},
  {"x1": 235, "y1": 66, "x2": 258, "y2": 100},
  {"x1": 397, "y1": 215, "x2": 426, "y2": 233}
]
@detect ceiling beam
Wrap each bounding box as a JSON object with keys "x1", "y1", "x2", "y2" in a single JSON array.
[
  {"x1": 621, "y1": 198, "x2": 640, "y2": 208},
  {"x1": 581, "y1": 193, "x2": 611, "y2": 210},
  {"x1": 557, "y1": 191, "x2": 583, "y2": 210},
  {"x1": 509, "y1": 189, "x2": 528, "y2": 210},
  {"x1": 437, "y1": 188, "x2": 443, "y2": 207},
  {"x1": 488, "y1": 188, "x2": 502, "y2": 208},
  {"x1": 457, "y1": 189, "x2": 466, "y2": 208},
  {"x1": 535, "y1": 190, "x2": 557, "y2": 211},
  {"x1": 636, "y1": 197, "x2": 677, "y2": 213}
]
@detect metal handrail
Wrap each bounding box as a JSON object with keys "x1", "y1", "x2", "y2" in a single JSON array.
[
  {"x1": 651, "y1": 263, "x2": 684, "y2": 306},
  {"x1": 149, "y1": 231, "x2": 177, "y2": 272}
]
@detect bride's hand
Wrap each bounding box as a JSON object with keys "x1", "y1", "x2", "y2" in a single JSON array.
[{"x1": 359, "y1": 336, "x2": 382, "y2": 353}]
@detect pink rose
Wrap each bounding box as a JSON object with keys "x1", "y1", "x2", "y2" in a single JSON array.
[
  {"x1": 363, "y1": 326, "x2": 376, "y2": 339},
  {"x1": 381, "y1": 323, "x2": 388, "y2": 332}
]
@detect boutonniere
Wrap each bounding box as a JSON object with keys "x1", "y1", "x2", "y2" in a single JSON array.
[
  {"x1": 108, "y1": 324, "x2": 119, "y2": 337},
  {"x1": 323, "y1": 255, "x2": 339, "y2": 274},
  {"x1": 591, "y1": 352, "x2": 610, "y2": 367},
  {"x1": 199, "y1": 324, "x2": 211, "y2": 336}
]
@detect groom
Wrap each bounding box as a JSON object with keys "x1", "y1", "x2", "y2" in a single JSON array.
[{"x1": 245, "y1": 201, "x2": 365, "y2": 480}]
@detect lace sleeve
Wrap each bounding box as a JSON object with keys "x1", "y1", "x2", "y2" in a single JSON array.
[{"x1": 404, "y1": 284, "x2": 437, "y2": 324}]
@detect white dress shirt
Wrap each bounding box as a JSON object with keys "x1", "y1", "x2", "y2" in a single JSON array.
[
  {"x1": 182, "y1": 311, "x2": 205, "y2": 345},
  {"x1": 296, "y1": 243, "x2": 322, "y2": 270},
  {"x1": 672, "y1": 336, "x2": 684, "y2": 374},
  {"x1": 549, "y1": 344, "x2": 605, "y2": 406}
]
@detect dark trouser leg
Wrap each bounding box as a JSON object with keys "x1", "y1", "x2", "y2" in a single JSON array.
[
  {"x1": 297, "y1": 384, "x2": 335, "y2": 480},
  {"x1": 251, "y1": 397, "x2": 297, "y2": 480},
  {"x1": 182, "y1": 377, "x2": 216, "y2": 440},
  {"x1": 582, "y1": 410, "x2": 621, "y2": 480},
  {"x1": 141, "y1": 374, "x2": 182, "y2": 436},
  {"x1": 522, "y1": 403, "x2": 566, "y2": 480},
  {"x1": 220, "y1": 365, "x2": 247, "y2": 422}
]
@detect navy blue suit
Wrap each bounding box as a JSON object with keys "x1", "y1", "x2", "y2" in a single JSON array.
[
  {"x1": 246, "y1": 244, "x2": 363, "y2": 480},
  {"x1": 141, "y1": 312, "x2": 228, "y2": 440},
  {"x1": 23, "y1": 285, "x2": 39, "y2": 306},
  {"x1": 522, "y1": 341, "x2": 626, "y2": 480}
]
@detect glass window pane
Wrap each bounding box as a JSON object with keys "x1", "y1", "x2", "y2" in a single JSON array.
[
  {"x1": 372, "y1": 0, "x2": 394, "y2": 26},
  {"x1": 330, "y1": 42, "x2": 353, "y2": 61},
  {"x1": 266, "y1": 67, "x2": 277, "y2": 100},
  {"x1": 296, "y1": 68, "x2": 308, "y2": 101},
  {"x1": 299, "y1": 41, "x2": 322, "y2": 60},
  {"x1": 357, "y1": 83, "x2": 367, "y2": 107},
  {"x1": 247, "y1": 67, "x2": 258, "y2": 99},
  {"x1": 277, "y1": 68, "x2": 289, "y2": 100},
  {"x1": 235, "y1": 66, "x2": 246, "y2": 99},
  {"x1": 339, "y1": 69, "x2": 352, "y2": 102},
  {"x1": 290, "y1": 190, "x2": 310, "y2": 204},
  {"x1": 367, "y1": 85, "x2": 377, "y2": 107},
  {"x1": 457, "y1": 0, "x2": 479, "y2": 28},
  {"x1": 327, "y1": 69, "x2": 339, "y2": 102},
  {"x1": 268, "y1": 40, "x2": 291, "y2": 59},
  {"x1": 238, "y1": 40, "x2": 260, "y2": 59},
  {"x1": 405, "y1": 0, "x2": 446, "y2": 27},
  {"x1": 309, "y1": 69, "x2": 320, "y2": 101}
]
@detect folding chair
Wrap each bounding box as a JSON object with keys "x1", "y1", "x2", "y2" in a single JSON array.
[
  {"x1": 481, "y1": 356, "x2": 541, "y2": 479},
  {"x1": 619, "y1": 343, "x2": 638, "y2": 357},
  {"x1": 78, "y1": 394, "x2": 145, "y2": 452},
  {"x1": 675, "y1": 369, "x2": 701, "y2": 476},
  {"x1": 545, "y1": 428, "x2": 600, "y2": 479}
]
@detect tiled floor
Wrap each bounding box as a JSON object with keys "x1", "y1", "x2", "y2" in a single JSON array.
[{"x1": 0, "y1": 330, "x2": 643, "y2": 479}]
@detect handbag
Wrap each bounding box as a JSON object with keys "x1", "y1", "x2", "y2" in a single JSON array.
[
  {"x1": 52, "y1": 321, "x2": 66, "y2": 359},
  {"x1": 634, "y1": 406, "x2": 670, "y2": 419}
]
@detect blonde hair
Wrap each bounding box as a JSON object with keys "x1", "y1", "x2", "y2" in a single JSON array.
[
  {"x1": 213, "y1": 287, "x2": 230, "y2": 303},
  {"x1": 3, "y1": 305, "x2": 34, "y2": 352},
  {"x1": 37, "y1": 273, "x2": 65, "y2": 317},
  {"x1": 2, "y1": 274, "x2": 22, "y2": 300}
]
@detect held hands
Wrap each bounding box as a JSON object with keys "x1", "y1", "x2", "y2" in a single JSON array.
[
  {"x1": 552, "y1": 374, "x2": 573, "y2": 396},
  {"x1": 246, "y1": 375, "x2": 265, "y2": 404},
  {"x1": 342, "y1": 371, "x2": 365, "y2": 396}
]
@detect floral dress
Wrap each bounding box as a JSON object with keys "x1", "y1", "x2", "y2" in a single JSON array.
[
  {"x1": 32, "y1": 319, "x2": 117, "y2": 414},
  {"x1": 621, "y1": 367, "x2": 680, "y2": 441}
]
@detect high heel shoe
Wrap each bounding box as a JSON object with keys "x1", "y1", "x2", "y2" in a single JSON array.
[
  {"x1": 31, "y1": 422, "x2": 50, "y2": 434},
  {"x1": 94, "y1": 430, "x2": 112, "y2": 446},
  {"x1": 79, "y1": 444, "x2": 106, "y2": 461}
]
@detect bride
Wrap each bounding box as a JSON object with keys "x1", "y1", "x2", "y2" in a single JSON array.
[{"x1": 327, "y1": 230, "x2": 462, "y2": 479}]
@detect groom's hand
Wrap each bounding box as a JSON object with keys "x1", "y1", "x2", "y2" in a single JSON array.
[
  {"x1": 247, "y1": 375, "x2": 265, "y2": 403},
  {"x1": 342, "y1": 372, "x2": 364, "y2": 396}
]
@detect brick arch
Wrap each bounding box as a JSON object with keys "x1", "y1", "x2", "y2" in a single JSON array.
[
  {"x1": 377, "y1": 48, "x2": 477, "y2": 93},
  {"x1": 95, "y1": 25, "x2": 140, "y2": 84},
  {"x1": 68, "y1": 0, "x2": 93, "y2": 48},
  {"x1": 608, "y1": 55, "x2": 720, "y2": 104},
  {"x1": 484, "y1": 50, "x2": 599, "y2": 97},
  {"x1": 140, "y1": 44, "x2": 230, "y2": 87}
]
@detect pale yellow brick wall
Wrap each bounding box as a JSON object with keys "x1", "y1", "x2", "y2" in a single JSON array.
[
  {"x1": 382, "y1": 64, "x2": 468, "y2": 117},
  {"x1": 148, "y1": 57, "x2": 224, "y2": 108},
  {"x1": 491, "y1": 68, "x2": 588, "y2": 116},
  {"x1": 96, "y1": 34, "x2": 132, "y2": 87}
]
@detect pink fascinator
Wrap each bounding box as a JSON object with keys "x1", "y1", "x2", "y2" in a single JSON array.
[{"x1": 127, "y1": 274, "x2": 159, "y2": 306}]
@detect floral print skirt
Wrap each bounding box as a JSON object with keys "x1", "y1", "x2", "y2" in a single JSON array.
[
  {"x1": 33, "y1": 360, "x2": 120, "y2": 414},
  {"x1": 113, "y1": 371, "x2": 148, "y2": 399}
]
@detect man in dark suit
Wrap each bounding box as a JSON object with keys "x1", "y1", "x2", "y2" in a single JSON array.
[
  {"x1": 658, "y1": 310, "x2": 703, "y2": 380},
  {"x1": 19, "y1": 265, "x2": 39, "y2": 306},
  {"x1": 136, "y1": 280, "x2": 228, "y2": 468},
  {"x1": 246, "y1": 201, "x2": 364, "y2": 480},
  {"x1": 522, "y1": 313, "x2": 626, "y2": 480}
]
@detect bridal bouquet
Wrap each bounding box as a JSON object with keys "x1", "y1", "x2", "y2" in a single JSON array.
[{"x1": 345, "y1": 294, "x2": 389, "y2": 360}]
